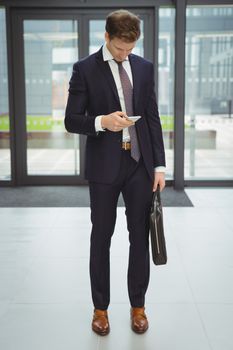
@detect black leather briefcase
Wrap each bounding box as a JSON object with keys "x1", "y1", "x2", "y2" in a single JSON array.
[{"x1": 149, "y1": 187, "x2": 167, "y2": 265}]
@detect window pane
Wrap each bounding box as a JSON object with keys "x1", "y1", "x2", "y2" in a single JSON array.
[
  {"x1": 159, "y1": 8, "x2": 175, "y2": 179},
  {"x1": 24, "y1": 20, "x2": 79, "y2": 175},
  {"x1": 0, "y1": 8, "x2": 11, "y2": 180},
  {"x1": 185, "y1": 6, "x2": 233, "y2": 179}
]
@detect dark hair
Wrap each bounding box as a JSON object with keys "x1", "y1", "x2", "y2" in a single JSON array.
[{"x1": 105, "y1": 9, "x2": 141, "y2": 42}]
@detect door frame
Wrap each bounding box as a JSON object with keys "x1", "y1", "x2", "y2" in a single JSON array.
[{"x1": 9, "y1": 7, "x2": 156, "y2": 185}]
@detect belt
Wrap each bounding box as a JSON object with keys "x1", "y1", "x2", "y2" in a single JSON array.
[{"x1": 122, "y1": 142, "x2": 131, "y2": 150}]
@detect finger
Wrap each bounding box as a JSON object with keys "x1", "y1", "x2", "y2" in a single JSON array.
[
  {"x1": 115, "y1": 115, "x2": 127, "y2": 122},
  {"x1": 153, "y1": 181, "x2": 158, "y2": 192},
  {"x1": 121, "y1": 118, "x2": 134, "y2": 126},
  {"x1": 116, "y1": 111, "x2": 127, "y2": 118},
  {"x1": 116, "y1": 120, "x2": 133, "y2": 128},
  {"x1": 159, "y1": 180, "x2": 166, "y2": 191},
  {"x1": 123, "y1": 121, "x2": 134, "y2": 127}
]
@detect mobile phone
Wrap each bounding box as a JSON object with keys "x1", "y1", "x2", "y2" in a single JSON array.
[{"x1": 127, "y1": 116, "x2": 141, "y2": 122}]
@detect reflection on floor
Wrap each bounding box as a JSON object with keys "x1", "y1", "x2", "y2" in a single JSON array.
[{"x1": 0, "y1": 188, "x2": 232, "y2": 350}]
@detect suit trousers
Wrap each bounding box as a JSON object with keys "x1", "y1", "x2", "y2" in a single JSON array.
[{"x1": 88, "y1": 149, "x2": 153, "y2": 310}]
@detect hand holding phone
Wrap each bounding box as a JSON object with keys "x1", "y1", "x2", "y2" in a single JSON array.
[{"x1": 127, "y1": 116, "x2": 141, "y2": 122}]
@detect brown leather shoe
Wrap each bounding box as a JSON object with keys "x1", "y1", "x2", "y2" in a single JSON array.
[
  {"x1": 131, "y1": 307, "x2": 149, "y2": 334},
  {"x1": 92, "y1": 309, "x2": 110, "y2": 336}
]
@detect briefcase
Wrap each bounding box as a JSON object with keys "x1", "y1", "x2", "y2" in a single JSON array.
[{"x1": 149, "y1": 186, "x2": 167, "y2": 265}]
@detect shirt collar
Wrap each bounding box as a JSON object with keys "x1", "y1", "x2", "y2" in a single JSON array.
[{"x1": 102, "y1": 42, "x2": 129, "y2": 62}]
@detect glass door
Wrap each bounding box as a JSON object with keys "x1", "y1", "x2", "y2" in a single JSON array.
[
  {"x1": 23, "y1": 19, "x2": 79, "y2": 177},
  {"x1": 0, "y1": 8, "x2": 11, "y2": 181},
  {"x1": 11, "y1": 8, "x2": 160, "y2": 185},
  {"x1": 87, "y1": 10, "x2": 175, "y2": 180},
  {"x1": 184, "y1": 6, "x2": 233, "y2": 180},
  {"x1": 158, "y1": 7, "x2": 175, "y2": 179}
]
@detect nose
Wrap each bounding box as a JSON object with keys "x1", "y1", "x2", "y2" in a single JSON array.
[{"x1": 119, "y1": 52, "x2": 128, "y2": 61}]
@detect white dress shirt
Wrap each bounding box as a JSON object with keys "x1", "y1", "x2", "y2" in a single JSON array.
[
  {"x1": 95, "y1": 43, "x2": 131, "y2": 142},
  {"x1": 95, "y1": 43, "x2": 165, "y2": 173}
]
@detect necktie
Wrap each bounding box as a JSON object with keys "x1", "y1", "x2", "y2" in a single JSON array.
[{"x1": 116, "y1": 61, "x2": 140, "y2": 162}]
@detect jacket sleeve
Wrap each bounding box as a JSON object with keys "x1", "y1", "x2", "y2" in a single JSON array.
[
  {"x1": 64, "y1": 62, "x2": 99, "y2": 137},
  {"x1": 145, "y1": 63, "x2": 166, "y2": 168}
]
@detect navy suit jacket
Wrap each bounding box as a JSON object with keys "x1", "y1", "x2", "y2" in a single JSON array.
[{"x1": 65, "y1": 47, "x2": 165, "y2": 184}]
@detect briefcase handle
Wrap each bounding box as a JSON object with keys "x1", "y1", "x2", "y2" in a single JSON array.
[{"x1": 151, "y1": 185, "x2": 161, "y2": 213}]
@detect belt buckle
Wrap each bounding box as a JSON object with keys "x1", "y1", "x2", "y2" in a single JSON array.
[{"x1": 123, "y1": 142, "x2": 127, "y2": 150}]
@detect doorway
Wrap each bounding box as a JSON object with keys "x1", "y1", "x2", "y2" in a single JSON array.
[{"x1": 10, "y1": 8, "x2": 154, "y2": 185}]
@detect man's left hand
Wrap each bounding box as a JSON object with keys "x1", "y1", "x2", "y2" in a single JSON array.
[{"x1": 153, "y1": 172, "x2": 165, "y2": 192}]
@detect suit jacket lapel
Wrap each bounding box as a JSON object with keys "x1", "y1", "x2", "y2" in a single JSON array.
[
  {"x1": 129, "y1": 54, "x2": 141, "y2": 113},
  {"x1": 95, "y1": 49, "x2": 141, "y2": 112},
  {"x1": 95, "y1": 48, "x2": 120, "y2": 106}
]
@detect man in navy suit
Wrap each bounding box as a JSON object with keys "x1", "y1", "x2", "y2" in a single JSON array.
[{"x1": 65, "y1": 9, "x2": 165, "y2": 335}]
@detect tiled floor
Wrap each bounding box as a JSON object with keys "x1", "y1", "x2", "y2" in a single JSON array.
[{"x1": 0, "y1": 189, "x2": 233, "y2": 350}]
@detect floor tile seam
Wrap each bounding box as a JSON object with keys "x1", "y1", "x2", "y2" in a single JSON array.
[
  {"x1": 7, "y1": 301, "x2": 233, "y2": 306},
  {"x1": 0, "y1": 258, "x2": 39, "y2": 325},
  {"x1": 97, "y1": 301, "x2": 202, "y2": 306},
  {"x1": 96, "y1": 336, "x2": 101, "y2": 350},
  {"x1": 20, "y1": 255, "x2": 91, "y2": 259},
  {"x1": 25, "y1": 256, "x2": 89, "y2": 261},
  {"x1": 1, "y1": 233, "x2": 52, "y2": 259},
  {"x1": 0, "y1": 208, "x2": 59, "y2": 229},
  {"x1": 6, "y1": 301, "x2": 93, "y2": 305},
  {"x1": 215, "y1": 207, "x2": 233, "y2": 231},
  {"x1": 11, "y1": 234, "x2": 58, "y2": 261},
  {"x1": 166, "y1": 224, "x2": 223, "y2": 230},
  {"x1": 180, "y1": 284, "x2": 214, "y2": 350},
  {"x1": 30, "y1": 232, "x2": 88, "y2": 260},
  {"x1": 173, "y1": 237, "x2": 214, "y2": 350},
  {"x1": 145, "y1": 301, "x2": 213, "y2": 305},
  {"x1": 7, "y1": 257, "x2": 43, "y2": 306},
  {"x1": 195, "y1": 302, "x2": 233, "y2": 306},
  {"x1": 0, "y1": 303, "x2": 12, "y2": 324},
  {"x1": 0, "y1": 225, "x2": 56, "y2": 230},
  {"x1": 0, "y1": 255, "x2": 91, "y2": 260}
]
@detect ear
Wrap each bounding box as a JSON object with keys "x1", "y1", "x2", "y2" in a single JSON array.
[{"x1": 105, "y1": 32, "x2": 110, "y2": 42}]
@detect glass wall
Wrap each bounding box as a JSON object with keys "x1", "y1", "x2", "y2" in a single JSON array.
[
  {"x1": 23, "y1": 20, "x2": 79, "y2": 175},
  {"x1": 159, "y1": 8, "x2": 175, "y2": 179},
  {"x1": 185, "y1": 6, "x2": 233, "y2": 179},
  {"x1": 89, "y1": 20, "x2": 105, "y2": 54},
  {"x1": 1, "y1": 5, "x2": 232, "y2": 185},
  {"x1": 0, "y1": 8, "x2": 11, "y2": 180}
]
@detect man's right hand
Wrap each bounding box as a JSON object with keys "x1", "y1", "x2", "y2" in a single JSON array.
[{"x1": 101, "y1": 111, "x2": 134, "y2": 132}]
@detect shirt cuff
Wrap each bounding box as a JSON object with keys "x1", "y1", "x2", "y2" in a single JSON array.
[
  {"x1": 154, "y1": 166, "x2": 166, "y2": 173},
  {"x1": 95, "y1": 115, "x2": 106, "y2": 132}
]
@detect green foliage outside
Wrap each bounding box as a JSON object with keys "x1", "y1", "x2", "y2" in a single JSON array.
[
  {"x1": 160, "y1": 115, "x2": 174, "y2": 131},
  {"x1": 0, "y1": 115, "x2": 64, "y2": 132},
  {"x1": 0, "y1": 114, "x2": 174, "y2": 132}
]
